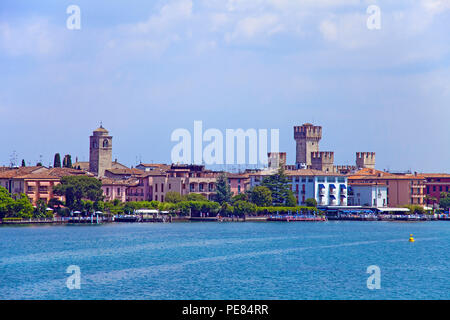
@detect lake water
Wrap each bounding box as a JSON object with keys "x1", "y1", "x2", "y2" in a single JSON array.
[{"x1": 0, "y1": 221, "x2": 449, "y2": 300}]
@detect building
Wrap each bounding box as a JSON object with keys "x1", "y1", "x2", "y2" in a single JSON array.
[
  {"x1": 422, "y1": 173, "x2": 450, "y2": 205},
  {"x1": 0, "y1": 166, "x2": 92, "y2": 205},
  {"x1": 356, "y1": 152, "x2": 376, "y2": 169},
  {"x1": 347, "y1": 182, "x2": 387, "y2": 207},
  {"x1": 101, "y1": 178, "x2": 135, "y2": 203},
  {"x1": 311, "y1": 151, "x2": 335, "y2": 173},
  {"x1": 89, "y1": 125, "x2": 113, "y2": 177},
  {"x1": 104, "y1": 168, "x2": 145, "y2": 180},
  {"x1": 136, "y1": 163, "x2": 171, "y2": 172},
  {"x1": 268, "y1": 152, "x2": 286, "y2": 169},
  {"x1": 348, "y1": 168, "x2": 426, "y2": 207},
  {"x1": 249, "y1": 169, "x2": 348, "y2": 206},
  {"x1": 294, "y1": 123, "x2": 321, "y2": 167}
]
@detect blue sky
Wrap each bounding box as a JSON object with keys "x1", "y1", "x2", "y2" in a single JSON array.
[{"x1": 0, "y1": 0, "x2": 449, "y2": 172}]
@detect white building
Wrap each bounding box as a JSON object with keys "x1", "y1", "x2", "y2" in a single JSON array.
[
  {"x1": 347, "y1": 183, "x2": 387, "y2": 207},
  {"x1": 249, "y1": 169, "x2": 348, "y2": 206}
]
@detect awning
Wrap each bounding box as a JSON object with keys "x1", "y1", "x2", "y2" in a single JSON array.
[
  {"x1": 330, "y1": 195, "x2": 336, "y2": 199},
  {"x1": 377, "y1": 207, "x2": 410, "y2": 213},
  {"x1": 330, "y1": 184, "x2": 336, "y2": 189},
  {"x1": 319, "y1": 184, "x2": 325, "y2": 189},
  {"x1": 340, "y1": 184, "x2": 347, "y2": 189}
]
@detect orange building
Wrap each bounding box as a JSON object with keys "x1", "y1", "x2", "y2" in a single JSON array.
[{"x1": 348, "y1": 168, "x2": 426, "y2": 207}]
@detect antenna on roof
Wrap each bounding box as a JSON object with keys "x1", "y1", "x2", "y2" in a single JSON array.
[{"x1": 100, "y1": 121, "x2": 103, "y2": 128}]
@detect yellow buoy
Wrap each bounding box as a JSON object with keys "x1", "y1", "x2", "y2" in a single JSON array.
[{"x1": 409, "y1": 234, "x2": 415, "y2": 242}]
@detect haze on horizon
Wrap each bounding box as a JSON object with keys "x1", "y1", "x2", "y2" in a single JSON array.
[{"x1": 0, "y1": 0, "x2": 449, "y2": 173}]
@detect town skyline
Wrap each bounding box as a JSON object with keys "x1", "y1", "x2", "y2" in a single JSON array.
[{"x1": 1, "y1": 0, "x2": 449, "y2": 172}]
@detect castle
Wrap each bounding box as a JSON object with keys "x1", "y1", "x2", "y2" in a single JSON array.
[{"x1": 292, "y1": 123, "x2": 375, "y2": 174}]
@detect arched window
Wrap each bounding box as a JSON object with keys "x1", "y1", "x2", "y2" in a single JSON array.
[{"x1": 103, "y1": 139, "x2": 109, "y2": 148}]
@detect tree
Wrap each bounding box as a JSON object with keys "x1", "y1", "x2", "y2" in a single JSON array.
[
  {"x1": 231, "y1": 193, "x2": 248, "y2": 204},
  {"x1": 261, "y1": 166, "x2": 291, "y2": 206},
  {"x1": 53, "y1": 176, "x2": 103, "y2": 209},
  {"x1": 36, "y1": 162, "x2": 43, "y2": 166},
  {"x1": 13, "y1": 194, "x2": 34, "y2": 218},
  {"x1": 305, "y1": 198, "x2": 318, "y2": 208},
  {"x1": 286, "y1": 190, "x2": 297, "y2": 207},
  {"x1": 185, "y1": 193, "x2": 207, "y2": 201},
  {"x1": 33, "y1": 199, "x2": 48, "y2": 218},
  {"x1": 249, "y1": 186, "x2": 272, "y2": 207},
  {"x1": 165, "y1": 191, "x2": 183, "y2": 203},
  {"x1": 21, "y1": 159, "x2": 26, "y2": 167},
  {"x1": 440, "y1": 195, "x2": 450, "y2": 210},
  {"x1": 63, "y1": 154, "x2": 72, "y2": 168},
  {"x1": 233, "y1": 200, "x2": 257, "y2": 217},
  {"x1": 215, "y1": 173, "x2": 232, "y2": 204},
  {"x1": 0, "y1": 187, "x2": 15, "y2": 218},
  {"x1": 54, "y1": 153, "x2": 61, "y2": 168}
]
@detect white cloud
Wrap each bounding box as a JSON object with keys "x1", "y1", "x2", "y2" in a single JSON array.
[
  {"x1": 0, "y1": 18, "x2": 62, "y2": 57},
  {"x1": 226, "y1": 14, "x2": 283, "y2": 41}
]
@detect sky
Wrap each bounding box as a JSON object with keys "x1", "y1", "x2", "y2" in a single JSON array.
[{"x1": 0, "y1": 0, "x2": 449, "y2": 172}]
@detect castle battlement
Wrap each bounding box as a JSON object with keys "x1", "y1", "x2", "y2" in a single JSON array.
[
  {"x1": 311, "y1": 151, "x2": 334, "y2": 160},
  {"x1": 356, "y1": 152, "x2": 376, "y2": 169},
  {"x1": 294, "y1": 123, "x2": 322, "y2": 140}
]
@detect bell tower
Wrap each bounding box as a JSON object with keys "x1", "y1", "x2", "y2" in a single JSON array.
[{"x1": 89, "y1": 124, "x2": 112, "y2": 177}]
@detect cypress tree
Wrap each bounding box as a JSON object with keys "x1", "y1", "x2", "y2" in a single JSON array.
[
  {"x1": 54, "y1": 153, "x2": 61, "y2": 168},
  {"x1": 21, "y1": 159, "x2": 26, "y2": 167},
  {"x1": 215, "y1": 173, "x2": 232, "y2": 204}
]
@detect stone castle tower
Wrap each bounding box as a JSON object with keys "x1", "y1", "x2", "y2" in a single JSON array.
[
  {"x1": 268, "y1": 152, "x2": 287, "y2": 169},
  {"x1": 294, "y1": 123, "x2": 322, "y2": 167},
  {"x1": 311, "y1": 151, "x2": 335, "y2": 172},
  {"x1": 89, "y1": 125, "x2": 112, "y2": 177},
  {"x1": 356, "y1": 152, "x2": 376, "y2": 169}
]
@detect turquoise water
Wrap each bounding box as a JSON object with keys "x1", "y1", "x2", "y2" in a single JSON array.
[{"x1": 0, "y1": 221, "x2": 449, "y2": 300}]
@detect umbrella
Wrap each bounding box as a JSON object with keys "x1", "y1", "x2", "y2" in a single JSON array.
[
  {"x1": 46, "y1": 208, "x2": 54, "y2": 211},
  {"x1": 95, "y1": 211, "x2": 103, "y2": 214}
]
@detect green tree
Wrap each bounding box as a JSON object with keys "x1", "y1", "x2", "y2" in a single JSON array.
[
  {"x1": 286, "y1": 190, "x2": 297, "y2": 207},
  {"x1": 261, "y1": 166, "x2": 291, "y2": 206},
  {"x1": 215, "y1": 173, "x2": 232, "y2": 204},
  {"x1": 0, "y1": 187, "x2": 15, "y2": 218},
  {"x1": 63, "y1": 154, "x2": 72, "y2": 168},
  {"x1": 94, "y1": 200, "x2": 105, "y2": 212},
  {"x1": 53, "y1": 176, "x2": 103, "y2": 209},
  {"x1": 13, "y1": 194, "x2": 34, "y2": 218},
  {"x1": 53, "y1": 153, "x2": 61, "y2": 168},
  {"x1": 184, "y1": 193, "x2": 207, "y2": 201},
  {"x1": 305, "y1": 198, "x2": 318, "y2": 208},
  {"x1": 233, "y1": 200, "x2": 257, "y2": 217},
  {"x1": 440, "y1": 195, "x2": 450, "y2": 210},
  {"x1": 21, "y1": 159, "x2": 26, "y2": 167},
  {"x1": 165, "y1": 191, "x2": 183, "y2": 203},
  {"x1": 33, "y1": 199, "x2": 48, "y2": 218},
  {"x1": 249, "y1": 186, "x2": 272, "y2": 207},
  {"x1": 231, "y1": 193, "x2": 248, "y2": 204}
]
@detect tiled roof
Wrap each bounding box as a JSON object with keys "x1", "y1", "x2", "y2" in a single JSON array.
[
  {"x1": 285, "y1": 169, "x2": 345, "y2": 176},
  {"x1": 420, "y1": 173, "x2": 450, "y2": 178},
  {"x1": 0, "y1": 166, "x2": 47, "y2": 179},
  {"x1": 348, "y1": 168, "x2": 425, "y2": 180},
  {"x1": 105, "y1": 168, "x2": 145, "y2": 175},
  {"x1": 100, "y1": 178, "x2": 138, "y2": 186}
]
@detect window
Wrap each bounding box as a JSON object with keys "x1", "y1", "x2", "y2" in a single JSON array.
[
  {"x1": 301, "y1": 178, "x2": 306, "y2": 182},
  {"x1": 169, "y1": 184, "x2": 171, "y2": 190},
  {"x1": 337, "y1": 177, "x2": 345, "y2": 183},
  {"x1": 433, "y1": 186, "x2": 436, "y2": 192},
  {"x1": 161, "y1": 184, "x2": 164, "y2": 192},
  {"x1": 117, "y1": 188, "x2": 120, "y2": 195},
  {"x1": 106, "y1": 188, "x2": 109, "y2": 195},
  {"x1": 103, "y1": 139, "x2": 109, "y2": 148},
  {"x1": 155, "y1": 195, "x2": 158, "y2": 201},
  {"x1": 161, "y1": 195, "x2": 164, "y2": 202},
  {"x1": 317, "y1": 177, "x2": 325, "y2": 182},
  {"x1": 439, "y1": 186, "x2": 443, "y2": 192},
  {"x1": 238, "y1": 185, "x2": 241, "y2": 193},
  {"x1": 155, "y1": 184, "x2": 158, "y2": 192},
  {"x1": 308, "y1": 178, "x2": 313, "y2": 182}
]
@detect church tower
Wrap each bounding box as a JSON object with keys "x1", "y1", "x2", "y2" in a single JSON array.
[{"x1": 89, "y1": 125, "x2": 112, "y2": 177}]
